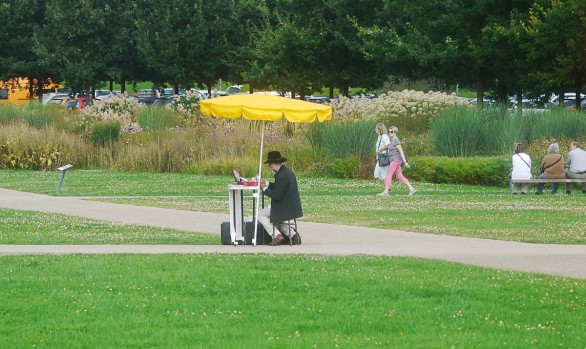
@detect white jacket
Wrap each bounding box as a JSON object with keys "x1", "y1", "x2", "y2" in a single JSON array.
[{"x1": 511, "y1": 152, "x2": 532, "y2": 179}]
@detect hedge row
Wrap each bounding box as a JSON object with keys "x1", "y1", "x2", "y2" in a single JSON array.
[{"x1": 404, "y1": 156, "x2": 510, "y2": 187}]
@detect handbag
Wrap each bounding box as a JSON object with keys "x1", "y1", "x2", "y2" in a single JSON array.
[{"x1": 378, "y1": 152, "x2": 390, "y2": 167}]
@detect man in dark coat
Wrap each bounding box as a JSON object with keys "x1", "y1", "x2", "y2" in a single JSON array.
[{"x1": 259, "y1": 151, "x2": 303, "y2": 245}]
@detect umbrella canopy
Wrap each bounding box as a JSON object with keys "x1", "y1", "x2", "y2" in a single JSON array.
[
  {"x1": 200, "y1": 93, "x2": 332, "y2": 122},
  {"x1": 199, "y1": 93, "x2": 332, "y2": 246}
]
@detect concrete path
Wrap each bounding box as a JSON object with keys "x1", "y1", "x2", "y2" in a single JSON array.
[{"x1": 1, "y1": 188, "x2": 585, "y2": 279}]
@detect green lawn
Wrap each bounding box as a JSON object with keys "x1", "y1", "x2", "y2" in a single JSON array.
[
  {"x1": 0, "y1": 208, "x2": 217, "y2": 245},
  {"x1": 1, "y1": 169, "x2": 585, "y2": 348},
  {"x1": 1, "y1": 169, "x2": 584, "y2": 244},
  {"x1": 1, "y1": 254, "x2": 584, "y2": 348}
]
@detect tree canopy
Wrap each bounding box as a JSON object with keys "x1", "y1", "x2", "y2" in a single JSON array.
[{"x1": 1, "y1": 0, "x2": 583, "y2": 107}]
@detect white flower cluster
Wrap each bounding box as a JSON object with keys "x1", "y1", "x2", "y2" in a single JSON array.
[
  {"x1": 330, "y1": 90, "x2": 470, "y2": 122},
  {"x1": 78, "y1": 93, "x2": 145, "y2": 134},
  {"x1": 170, "y1": 90, "x2": 202, "y2": 119},
  {"x1": 170, "y1": 90, "x2": 212, "y2": 129}
]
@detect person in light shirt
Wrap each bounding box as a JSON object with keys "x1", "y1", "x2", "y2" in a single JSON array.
[
  {"x1": 373, "y1": 123, "x2": 391, "y2": 195},
  {"x1": 565, "y1": 141, "x2": 586, "y2": 194},
  {"x1": 511, "y1": 143, "x2": 532, "y2": 195}
]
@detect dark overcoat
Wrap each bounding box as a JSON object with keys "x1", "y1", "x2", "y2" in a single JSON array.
[{"x1": 264, "y1": 165, "x2": 303, "y2": 223}]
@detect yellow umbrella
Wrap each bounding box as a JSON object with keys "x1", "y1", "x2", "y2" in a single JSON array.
[
  {"x1": 200, "y1": 93, "x2": 332, "y2": 245},
  {"x1": 200, "y1": 93, "x2": 332, "y2": 122}
]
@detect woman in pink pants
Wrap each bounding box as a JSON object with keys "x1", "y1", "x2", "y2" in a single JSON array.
[{"x1": 376, "y1": 126, "x2": 416, "y2": 196}]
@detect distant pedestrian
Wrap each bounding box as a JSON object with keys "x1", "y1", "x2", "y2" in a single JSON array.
[
  {"x1": 377, "y1": 126, "x2": 416, "y2": 196},
  {"x1": 373, "y1": 123, "x2": 391, "y2": 194}
]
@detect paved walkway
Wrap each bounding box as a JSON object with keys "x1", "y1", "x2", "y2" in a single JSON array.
[{"x1": 1, "y1": 188, "x2": 585, "y2": 279}]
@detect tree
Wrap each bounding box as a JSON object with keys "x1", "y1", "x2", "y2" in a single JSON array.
[
  {"x1": 0, "y1": 0, "x2": 55, "y2": 100},
  {"x1": 99, "y1": 1, "x2": 147, "y2": 93},
  {"x1": 522, "y1": 0, "x2": 586, "y2": 109},
  {"x1": 136, "y1": 0, "x2": 241, "y2": 95},
  {"x1": 35, "y1": 0, "x2": 115, "y2": 98}
]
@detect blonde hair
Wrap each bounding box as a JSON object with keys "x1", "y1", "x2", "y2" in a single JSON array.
[
  {"x1": 376, "y1": 123, "x2": 388, "y2": 134},
  {"x1": 388, "y1": 126, "x2": 398, "y2": 134}
]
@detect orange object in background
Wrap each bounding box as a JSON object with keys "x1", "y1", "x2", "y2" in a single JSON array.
[{"x1": 0, "y1": 77, "x2": 62, "y2": 105}]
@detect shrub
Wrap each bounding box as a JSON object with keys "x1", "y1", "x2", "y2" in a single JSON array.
[
  {"x1": 407, "y1": 156, "x2": 510, "y2": 186},
  {"x1": 329, "y1": 90, "x2": 469, "y2": 132},
  {"x1": 90, "y1": 120, "x2": 121, "y2": 146},
  {"x1": 78, "y1": 93, "x2": 144, "y2": 134},
  {"x1": 170, "y1": 90, "x2": 210, "y2": 129}
]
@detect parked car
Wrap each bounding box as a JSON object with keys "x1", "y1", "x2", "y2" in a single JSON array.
[
  {"x1": 46, "y1": 95, "x2": 70, "y2": 107},
  {"x1": 305, "y1": 96, "x2": 330, "y2": 104},
  {"x1": 507, "y1": 95, "x2": 553, "y2": 113},
  {"x1": 549, "y1": 93, "x2": 586, "y2": 109},
  {"x1": 43, "y1": 93, "x2": 71, "y2": 105},
  {"x1": 137, "y1": 89, "x2": 158, "y2": 105},
  {"x1": 468, "y1": 97, "x2": 495, "y2": 107},
  {"x1": 65, "y1": 97, "x2": 92, "y2": 110},
  {"x1": 225, "y1": 85, "x2": 243, "y2": 95},
  {"x1": 152, "y1": 97, "x2": 174, "y2": 107},
  {"x1": 93, "y1": 90, "x2": 119, "y2": 99}
]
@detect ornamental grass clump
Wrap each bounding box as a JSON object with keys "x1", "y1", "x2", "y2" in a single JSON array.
[{"x1": 137, "y1": 107, "x2": 179, "y2": 131}]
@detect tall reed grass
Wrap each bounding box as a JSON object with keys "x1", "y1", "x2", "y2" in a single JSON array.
[
  {"x1": 431, "y1": 106, "x2": 586, "y2": 157},
  {"x1": 307, "y1": 120, "x2": 377, "y2": 160},
  {"x1": 430, "y1": 106, "x2": 487, "y2": 156},
  {"x1": 137, "y1": 107, "x2": 179, "y2": 131}
]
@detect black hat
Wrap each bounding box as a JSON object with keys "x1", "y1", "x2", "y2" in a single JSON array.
[{"x1": 264, "y1": 151, "x2": 287, "y2": 164}]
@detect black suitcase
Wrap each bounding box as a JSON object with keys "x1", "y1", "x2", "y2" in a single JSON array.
[
  {"x1": 244, "y1": 221, "x2": 272, "y2": 245},
  {"x1": 220, "y1": 221, "x2": 272, "y2": 245},
  {"x1": 220, "y1": 221, "x2": 244, "y2": 245}
]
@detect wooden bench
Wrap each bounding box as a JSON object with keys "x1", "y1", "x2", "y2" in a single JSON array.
[
  {"x1": 510, "y1": 179, "x2": 586, "y2": 184},
  {"x1": 510, "y1": 178, "x2": 586, "y2": 194}
]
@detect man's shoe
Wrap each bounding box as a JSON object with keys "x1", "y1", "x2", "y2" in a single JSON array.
[
  {"x1": 291, "y1": 233, "x2": 302, "y2": 245},
  {"x1": 268, "y1": 234, "x2": 284, "y2": 246}
]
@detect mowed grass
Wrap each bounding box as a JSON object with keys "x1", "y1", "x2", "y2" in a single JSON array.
[
  {"x1": 1, "y1": 169, "x2": 585, "y2": 244},
  {"x1": 1, "y1": 254, "x2": 584, "y2": 348},
  {"x1": 0, "y1": 208, "x2": 217, "y2": 245}
]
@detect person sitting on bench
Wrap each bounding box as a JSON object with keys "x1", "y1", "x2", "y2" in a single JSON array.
[
  {"x1": 259, "y1": 151, "x2": 302, "y2": 246},
  {"x1": 565, "y1": 141, "x2": 586, "y2": 194},
  {"x1": 535, "y1": 143, "x2": 565, "y2": 195}
]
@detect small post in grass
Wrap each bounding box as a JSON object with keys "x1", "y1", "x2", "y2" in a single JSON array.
[{"x1": 56, "y1": 164, "x2": 73, "y2": 193}]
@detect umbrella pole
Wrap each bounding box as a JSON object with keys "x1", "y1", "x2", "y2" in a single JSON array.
[{"x1": 253, "y1": 122, "x2": 265, "y2": 246}]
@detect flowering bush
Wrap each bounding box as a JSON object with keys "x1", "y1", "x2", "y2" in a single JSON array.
[
  {"x1": 330, "y1": 90, "x2": 470, "y2": 127},
  {"x1": 170, "y1": 90, "x2": 212, "y2": 129},
  {"x1": 78, "y1": 93, "x2": 144, "y2": 135}
]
